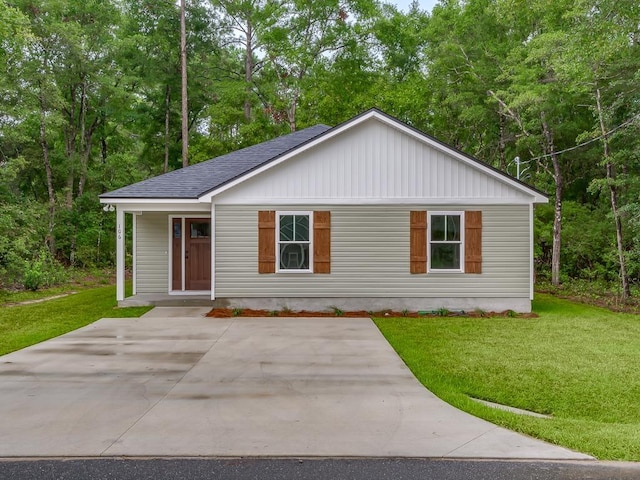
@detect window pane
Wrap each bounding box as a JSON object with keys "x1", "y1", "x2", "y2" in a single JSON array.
[
  {"x1": 447, "y1": 215, "x2": 461, "y2": 241},
  {"x1": 431, "y1": 244, "x2": 460, "y2": 269},
  {"x1": 190, "y1": 222, "x2": 210, "y2": 238},
  {"x1": 280, "y1": 215, "x2": 294, "y2": 241},
  {"x1": 294, "y1": 215, "x2": 309, "y2": 241},
  {"x1": 279, "y1": 243, "x2": 310, "y2": 270},
  {"x1": 431, "y1": 215, "x2": 446, "y2": 241}
]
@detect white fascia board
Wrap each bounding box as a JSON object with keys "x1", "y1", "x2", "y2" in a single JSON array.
[
  {"x1": 215, "y1": 197, "x2": 537, "y2": 206},
  {"x1": 199, "y1": 110, "x2": 548, "y2": 204},
  {"x1": 100, "y1": 201, "x2": 210, "y2": 212}
]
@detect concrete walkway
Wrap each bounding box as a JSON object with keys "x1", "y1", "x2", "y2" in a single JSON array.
[{"x1": 0, "y1": 308, "x2": 591, "y2": 459}]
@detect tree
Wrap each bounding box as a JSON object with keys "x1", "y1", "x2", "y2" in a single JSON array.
[
  {"x1": 556, "y1": 0, "x2": 640, "y2": 299},
  {"x1": 180, "y1": 0, "x2": 189, "y2": 167}
]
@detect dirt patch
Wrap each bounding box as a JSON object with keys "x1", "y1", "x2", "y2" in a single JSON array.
[
  {"x1": 4, "y1": 292, "x2": 78, "y2": 307},
  {"x1": 207, "y1": 308, "x2": 537, "y2": 319}
]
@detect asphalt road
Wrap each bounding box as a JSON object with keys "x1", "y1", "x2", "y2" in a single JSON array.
[{"x1": 0, "y1": 458, "x2": 638, "y2": 480}]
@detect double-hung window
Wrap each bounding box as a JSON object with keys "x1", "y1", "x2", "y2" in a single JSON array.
[
  {"x1": 429, "y1": 211, "x2": 464, "y2": 272},
  {"x1": 276, "y1": 211, "x2": 313, "y2": 272}
]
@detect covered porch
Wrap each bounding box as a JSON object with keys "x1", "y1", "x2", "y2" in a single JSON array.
[{"x1": 104, "y1": 201, "x2": 216, "y2": 306}]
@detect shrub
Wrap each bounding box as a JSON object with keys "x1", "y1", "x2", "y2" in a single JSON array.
[{"x1": 22, "y1": 249, "x2": 67, "y2": 291}]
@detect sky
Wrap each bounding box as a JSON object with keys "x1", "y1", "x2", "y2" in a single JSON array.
[{"x1": 389, "y1": 0, "x2": 439, "y2": 13}]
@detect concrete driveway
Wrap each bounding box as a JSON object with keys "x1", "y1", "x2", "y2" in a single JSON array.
[{"x1": 0, "y1": 308, "x2": 590, "y2": 459}]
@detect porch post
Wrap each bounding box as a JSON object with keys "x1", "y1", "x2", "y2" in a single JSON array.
[{"x1": 116, "y1": 206, "x2": 125, "y2": 302}]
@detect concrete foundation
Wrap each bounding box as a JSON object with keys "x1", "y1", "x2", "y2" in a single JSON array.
[{"x1": 119, "y1": 295, "x2": 531, "y2": 313}]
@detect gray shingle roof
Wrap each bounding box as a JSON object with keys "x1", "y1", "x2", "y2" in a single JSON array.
[{"x1": 100, "y1": 124, "x2": 331, "y2": 199}]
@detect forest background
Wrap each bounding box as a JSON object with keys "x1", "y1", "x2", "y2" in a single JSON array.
[{"x1": 1, "y1": 0, "x2": 639, "y2": 301}]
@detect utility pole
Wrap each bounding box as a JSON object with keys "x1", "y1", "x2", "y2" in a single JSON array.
[{"x1": 180, "y1": 0, "x2": 188, "y2": 168}]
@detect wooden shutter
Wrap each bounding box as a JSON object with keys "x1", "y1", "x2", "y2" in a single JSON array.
[
  {"x1": 410, "y1": 211, "x2": 427, "y2": 274},
  {"x1": 258, "y1": 211, "x2": 275, "y2": 273},
  {"x1": 465, "y1": 211, "x2": 482, "y2": 274},
  {"x1": 313, "y1": 211, "x2": 331, "y2": 274}
]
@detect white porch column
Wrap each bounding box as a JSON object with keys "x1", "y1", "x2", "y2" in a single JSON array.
[{"x1": 116, "y1": 207, "x2": 125, "y2": 302}]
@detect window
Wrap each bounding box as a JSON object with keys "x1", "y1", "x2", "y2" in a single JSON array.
[
  {"x1": 277, "y1": 212, "x2": 312, "y2": 272},
  {"x1": 190, "y1": 221, "x2": 210, "y2": 239},
  {"x1": 429, "y1": 212, "x2": 464, "y2": 272}
]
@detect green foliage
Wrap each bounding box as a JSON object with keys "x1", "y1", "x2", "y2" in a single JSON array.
[
  {"x1": 231, "y1": 308, "x2": 243, "y2": 317},
  {"x1": 23, "y1": 249, "x2": 67, "y2": 291},
  {"x1": 0, "y1": 0, "x2": 639, "y2": 299},
  {"x1": 0, "y1": 201, "x2": 52, "y2": 288},
  {"x1": 330, "y1": 306, "x2": 344, "y2": 316},
  {"x1": 536, "y1": 201, "x2": 618, "y2": 282},
  {"x1": 433, "y1": 307, "x2": 449, "y2": 317}
]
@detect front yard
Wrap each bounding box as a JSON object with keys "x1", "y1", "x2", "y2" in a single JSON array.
[
  {"x1": 375, "y1": 294, "x2": 640, "y2": 460},
  {"x1": 2, "y1": 286, "x2": 640, "y2": 460},
  {"x1": 0, "y1": 285, "x2": 150, "y2": 356}
]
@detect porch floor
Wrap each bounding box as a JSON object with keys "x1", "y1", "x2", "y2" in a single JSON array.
[{"x1": 119, "y1": 294, "x2": 222, "y2": 308}]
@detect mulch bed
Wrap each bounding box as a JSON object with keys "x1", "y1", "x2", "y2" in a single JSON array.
[{"x1": 206, "y1": 308, "x2": 537, "y2": 318}]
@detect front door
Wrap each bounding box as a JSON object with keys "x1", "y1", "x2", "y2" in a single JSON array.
[{"x1": 172, "y1": 217, "x2": 211, "y2": 291}]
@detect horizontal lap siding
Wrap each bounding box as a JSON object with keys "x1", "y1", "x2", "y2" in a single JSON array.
[
  {"x1": 215, "y1": 205, "x2": 530, "y2": 298},
  {"x1": 136, "y1": 213, "x2": 168, "y2": 293}
]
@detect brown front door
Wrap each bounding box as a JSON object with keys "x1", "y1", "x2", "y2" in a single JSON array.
[{"x1": 185, "y1": 218, "x2": 211, "y2": 291}]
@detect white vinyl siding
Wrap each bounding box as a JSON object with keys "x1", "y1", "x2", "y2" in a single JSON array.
[
  {"x1": 215, "y1": 204, "x2": 530, "y2": 298},
  {"x1": 136, "y1": 212, "x2": 169, "y2": 293}
]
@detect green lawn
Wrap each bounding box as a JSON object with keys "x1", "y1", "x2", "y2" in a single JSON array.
[
  {"x1": 374, "y1": 294, "x2": 640, "y2": 461},
  {"x1": 0, "y1": 285, "x2": 151, "y2": 356}
]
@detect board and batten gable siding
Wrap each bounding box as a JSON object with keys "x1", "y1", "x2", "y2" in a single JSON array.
[
  {"x1": 214, "y1": 205, "x2": 530, "y2": 298},
  {"x1": 135, "y1": 212, "x2": 169, "y2": 293},
  {"x1": 215, "y1": 118, "x2": 532, "y2": 205}
]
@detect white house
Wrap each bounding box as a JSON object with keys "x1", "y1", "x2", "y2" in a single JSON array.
[{"x1": 100, "y1": 109, "x2": 548, "y2": 312}]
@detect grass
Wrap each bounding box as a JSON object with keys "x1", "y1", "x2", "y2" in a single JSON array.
[
  {"x1": 0, "y1": 268, "x2": 114, "y2": 306},
  {"x1": 0, "y1": 284, "x2": 151, "y2": 356},
  {"x1": 374, "y1": 294, "x2": 640, "y2": 461}
]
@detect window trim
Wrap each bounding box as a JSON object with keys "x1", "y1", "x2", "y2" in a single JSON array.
[
  {"x1": 275, "y1": 210, "x2": 314, "y2": 273},
  {"x1": 428, "y1": 211, "x2": 465, "y2": 273}
]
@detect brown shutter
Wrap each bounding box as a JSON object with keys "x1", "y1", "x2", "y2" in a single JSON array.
[
  {"x1": 465, "y1": 211, "x2": 482, "y2": 274},
  {"x1": 410, "y1": 211, "x2": 427, "y2": 274},
  {"x1": 258, "y1": 211, "x2": 276, "y2": 273},
  {"x1": 313, "y1": 211, "x2": 331, "y2": 274}
]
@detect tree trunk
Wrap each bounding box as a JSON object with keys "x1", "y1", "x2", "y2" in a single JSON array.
[
  {"x1": 498, "y1": 111, "x2": 507, "y2": 171},
  {"x1": 596, "y1": 88, "x2": 630, "y2": 299},
  {"x1": 287, "y1": 90, "x2": 298, "y2": 132},
  {"x1": 244, "y1": 19, "x2": 253, "y2": 122},
  {"x1": 180, "y1": 0, "x2": 188, "y2": 168},
  {"x1": 164, "y1": 84, "x2": 171, "y2": 173},
  {"x1": 64, "y1": 85, "x2": 77, "y2": 209},
  {"x1": 541, "y1": 113, "x2": 563, "y2": 287},
  {"x1": 39, "y1": 90, "x2": 56, "y2": 256}
]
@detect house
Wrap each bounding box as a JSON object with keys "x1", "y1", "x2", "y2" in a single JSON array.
[{"x1": 100, "y1": 109, "x2": 548, "y2": 312}]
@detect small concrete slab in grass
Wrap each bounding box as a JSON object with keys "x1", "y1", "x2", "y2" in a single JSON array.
[
  {"x1": 471, "y1": 397, "x2": 553, "y2": 419},
  {"x1": 0, "y1": 310, "x2": 591, "y2": 459}
]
